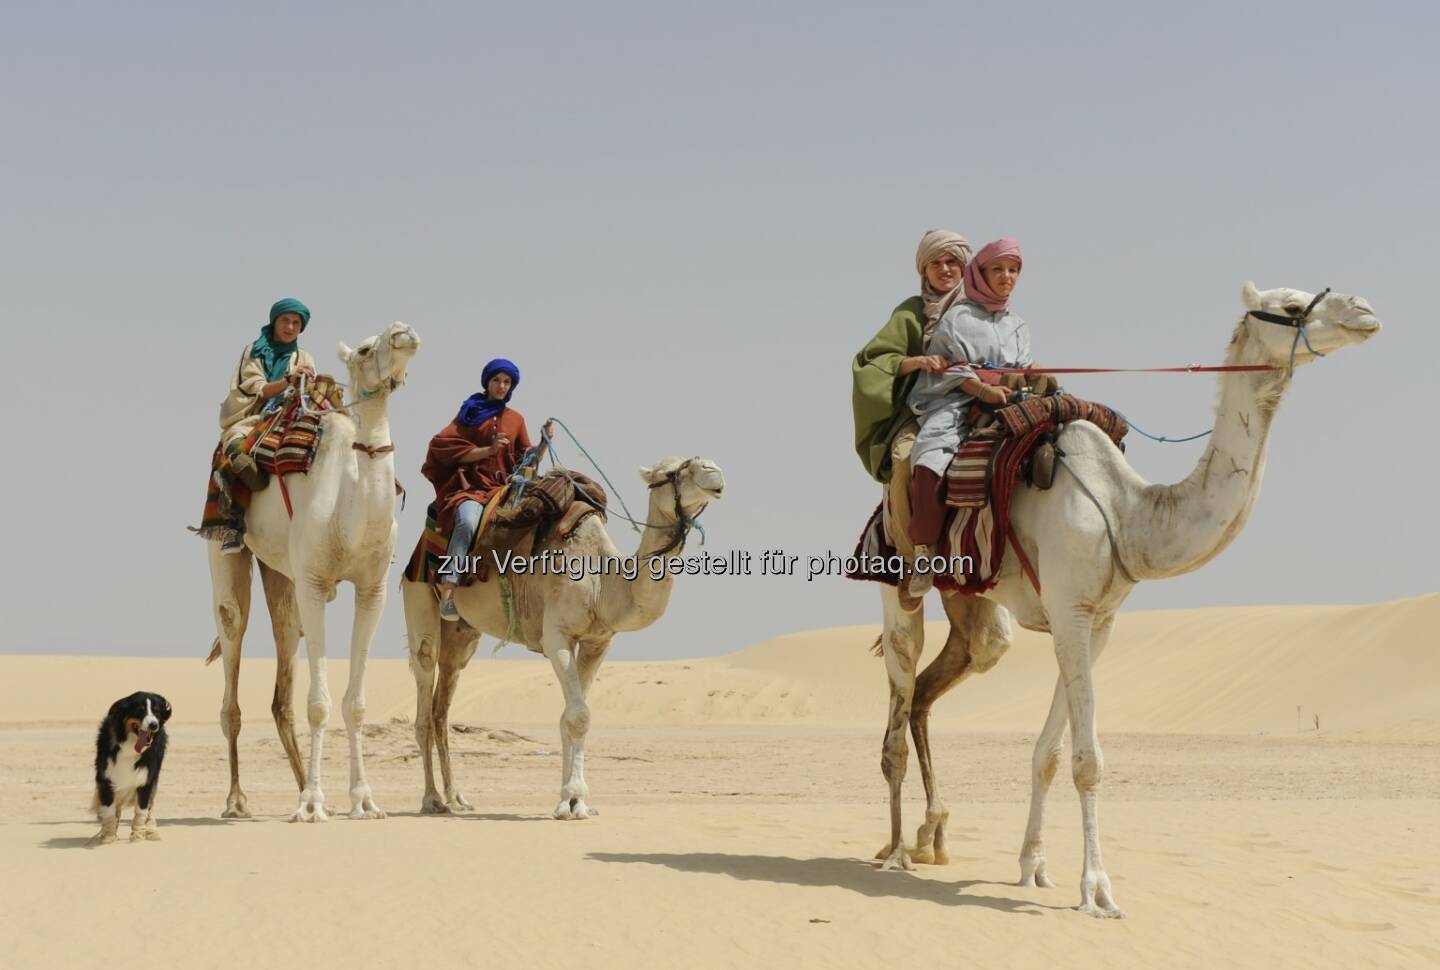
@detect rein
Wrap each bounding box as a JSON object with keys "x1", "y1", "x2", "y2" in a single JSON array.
[{"x1": 948, "y1": 287, "x2": 1332, "y2": 379}]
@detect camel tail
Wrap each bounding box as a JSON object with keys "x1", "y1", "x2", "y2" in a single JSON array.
[
  {"x1": 870, "y1": 634, "x2": 884, "y2": 658},
  {"x1": 204, "y1": 638, "x2": 222, "y2": 666}
]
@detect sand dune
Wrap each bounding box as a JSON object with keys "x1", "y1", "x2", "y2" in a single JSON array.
[
  {"x1": 2, "y1": 595, "x2": 1436, "y2": 969},
  {"x1": 7, "y1": 594, "x2": 1430, "y2": 737}
]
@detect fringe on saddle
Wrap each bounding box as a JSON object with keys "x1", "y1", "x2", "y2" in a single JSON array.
[
  {"x1": 846, "y1": 382, "x2": 1129, "y2": 598},
  {"x1": 191, "y1": 379, "x2": 354, "y2": 540},
  {"x1": 402, "y1": 470, "x2": 608, "y2": 587}
]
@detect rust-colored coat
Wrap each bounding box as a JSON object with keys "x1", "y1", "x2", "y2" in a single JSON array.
[{"x1": 421, "y1": 409, "x2": 534, "y2": 533}]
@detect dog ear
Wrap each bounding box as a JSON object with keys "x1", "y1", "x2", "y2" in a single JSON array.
[
  {"x1": 157, "y1": 695, "x2": 173, "y2": 722},
  {"x1": 106, "y1": 697, "x2": 129, "y2": 739}
]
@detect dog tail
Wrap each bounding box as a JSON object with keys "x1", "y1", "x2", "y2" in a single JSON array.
[{"x1": 204, "y1": 638, "x2": 222, "y2": 665}]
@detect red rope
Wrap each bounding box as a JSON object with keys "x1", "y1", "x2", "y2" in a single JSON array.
[{"x1": 951, "y1": 361, "x2": 1279, "y2": 374}]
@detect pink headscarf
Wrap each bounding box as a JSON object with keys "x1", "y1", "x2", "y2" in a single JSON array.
[{"x1": 962, "y1": 238, "x2": 1023, "y2": 313}]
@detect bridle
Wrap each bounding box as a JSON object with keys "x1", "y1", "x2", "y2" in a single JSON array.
[
  {"x1": 645, "y1": 457, "x2": 708, "y2": 556},
  {"x1": 292, "y1": 335, "x2": 405, "y2": 458},
  {"x1": 1246, "y1": 287, "x2": 1331, "y2": 376}
]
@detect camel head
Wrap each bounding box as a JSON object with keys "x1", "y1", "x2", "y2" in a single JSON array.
[
  {"x1": 1239, "y1": 282, "x2": 1381, "y2": 368},
  {"x1": 338, "y1": 321, "x2": 422, "y2": 400},
  {"x1": 638, "y1": 456, "x2": 726, "y2": 520}
]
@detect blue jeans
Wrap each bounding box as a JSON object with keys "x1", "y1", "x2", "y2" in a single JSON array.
[{"x1": 439, "y1": 500, "x2": 484, "y2": 585}]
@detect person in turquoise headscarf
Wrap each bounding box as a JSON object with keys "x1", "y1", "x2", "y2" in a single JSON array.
[{"x1": 214, "y1": 298, "x2": 317, "y2": 552}]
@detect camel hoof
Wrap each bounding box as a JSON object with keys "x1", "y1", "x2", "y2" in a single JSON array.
[
  {"x1": 875, "y1": 843, "x2": 914, "y2": 871},
  {"x1": 289, "y1": 793, "x2": 329, "y2": 823},
  {"x1": 222, "y1": 795, "x2": 251, "y2": 819},
  {"x1": 143, "y1": 827, "x2": 162, "y2": 842},
  {"x1": 911, "y1": 844, "x2": 947, "y2": 865},
  {"x1": 554, "y1": 797, "x2": 594, "y2": 820},
  {"x1": 349, "y1": 792, "x2": 386, "y2": 820},
  {"x1": 129, "y1": 829, "x2": 144, "y2": 843},
  {"x1": 1020, "y1": 857, "x2": 1055, "y2": 888},
  {"x1": 1079, "y1": 873, "x2": 1123, "y2": 918},
  {"x1": 420, "y1": 795, "x2": 452, "y2": 816},
  {"x1": 446, "y1": 791, "x2": 475, "y2": 812},
  {"x1": 90, "y1": 831, "x2": 117, "y2": 847}
]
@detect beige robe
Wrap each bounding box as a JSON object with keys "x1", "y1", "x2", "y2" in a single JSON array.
[{"x1": 218, "y1": 343, "x2": 317, "y2": 448}]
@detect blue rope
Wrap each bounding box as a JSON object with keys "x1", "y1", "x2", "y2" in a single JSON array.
[
  {"x1": 1110, "y1": 409, "x2": 1212, "y2": 444},
  {"x1": 535, "y1": 418, "x2": 706, "y2": 545}
]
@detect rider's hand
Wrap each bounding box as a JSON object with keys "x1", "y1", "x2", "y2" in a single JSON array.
[
  {"x1": 542, "y1": 419, "x2": 555, "y2": 439},
  {"x1": 978, "y1": 385, "x2": 1011, "y2": 406}
]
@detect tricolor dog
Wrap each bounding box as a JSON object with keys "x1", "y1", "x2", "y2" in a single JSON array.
[{"x1": 92, "y1": 691, "x2": 171, "y2": 845}]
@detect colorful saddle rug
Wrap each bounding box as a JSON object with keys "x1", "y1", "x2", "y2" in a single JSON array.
[
  {"x1": 402, "y1": 471, "x2": 607, "y2": 587},
  {"x1": 195, "y1": 397, "x2": 335, "y2": 538},
  {"x1": 847, "y1": 394, "x2": 1126, "y2": 596}
]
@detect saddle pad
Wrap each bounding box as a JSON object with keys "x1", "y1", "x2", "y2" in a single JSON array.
[{"x1": 945, "y1": 433, "x2": 1000, "y2": 509}]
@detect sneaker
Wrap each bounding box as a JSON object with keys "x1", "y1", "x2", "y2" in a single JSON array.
[
  {"x1": 220, "y1": 530, "x2": 245, "y2": 556},
  {"x1": 907, "y1": 544, "x2": 935, "y2": 598},
  {"x1": 439, "y1": 595, "x2": 460, "y2": 622}
]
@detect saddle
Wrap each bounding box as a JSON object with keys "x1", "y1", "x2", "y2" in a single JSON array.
[
  {"x1": 849, "y1": 383, "x2": 1129, "y2": 596},
  {"x1": 402, "y1": 470, "x2": 608, "y2": 587}
]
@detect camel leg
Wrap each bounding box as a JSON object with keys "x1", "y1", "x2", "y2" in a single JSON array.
[
  {"x1": 290, "y1": 573, "x2": 332, "y2": 822},
  {"x1": 434, "y1": 621, "x2": 480, "y2": 812},
  {"x1": 560, "y1": 638, "x2": 611, "y2": 820},
  {"x1": 874, "y1": 583, "x2": 924, "y2": 870},
  {"x1": 258, "y1": 562, "x2": 305, "y2": 789},
  {"x1": 542, "y1": 623, "x2": 589, "y2": 820},
  {"x1": 208, "y1": 541, "x2": 253, "y2": 819},
  {"x1": 406, "y1": 586, "x2": 445, "y2": 814},
  {"x1": 911, "y1": 595, "x2": 1014, "y2": 864},
  {"x1": 342, "y1": 576, "x2": 387, "y2": 819},
  {"x1": 1052, "y1": 609, "x2": 1122, "y2": 918},
  {"x1": 1019, "y1": 614, "x2": 1114, "y2": 890}
]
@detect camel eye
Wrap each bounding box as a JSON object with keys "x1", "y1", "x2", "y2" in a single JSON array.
[{"x1": 1283, "y1": 304, "x2": 1303, "y2": 315}]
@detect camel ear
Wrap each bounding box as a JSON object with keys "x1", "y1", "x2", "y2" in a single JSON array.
[
  {"x1": 1241, "y1": 281, "x2": 1261, "y2": 311},
  {"x1": 638, "y1": 465, "x2": 658, "y2": 484},
  {"x1": 337, "y1": 340, "x2": 354, "y2": 364}
]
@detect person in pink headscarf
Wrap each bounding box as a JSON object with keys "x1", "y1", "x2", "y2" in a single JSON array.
[{"x1": 904, "y1": 238, "x2": 1033, "y2": 596}]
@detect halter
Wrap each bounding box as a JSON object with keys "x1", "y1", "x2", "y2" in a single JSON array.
[
  {"x1": 645, "y1": 457, "x2": 708, "y2": 556},
  {"x1": 1245, "y1": 287, "x2": 1331, "y2": 376}
]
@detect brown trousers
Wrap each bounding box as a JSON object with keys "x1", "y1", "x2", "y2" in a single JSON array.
[{"x1": 907, "y1": 466, "x2": 946, "y2": 548}]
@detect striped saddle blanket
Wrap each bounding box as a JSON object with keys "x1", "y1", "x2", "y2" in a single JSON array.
[
  {"x1": 403, "y1": 474, "x2": 606, "y2": 587},
  {"x1": 848, "y1": 393, "x2": 1127, "y2": 596},
  {"x1": 248, "y1": 402, "x2": 328, "y2": 477},
  {"x1": 196, "y1": 401, "x2": 332, "y2": 537}
]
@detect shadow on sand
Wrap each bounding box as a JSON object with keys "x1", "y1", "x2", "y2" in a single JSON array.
[{"x1": 586, "y1": 852, "x2": 1068, "y2": 914}]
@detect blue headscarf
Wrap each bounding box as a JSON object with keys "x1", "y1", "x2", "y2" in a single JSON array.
[
  {"x1": 250, "y1": 298, "x2": 312, "y2": 383},
  {"x1": 456, "y1": 358, "x2": 521, "y2": 426}
]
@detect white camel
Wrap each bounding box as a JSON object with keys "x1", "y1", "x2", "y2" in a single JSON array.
[
  {"x1": 403, "y1": 456, "x2": 726, "y2": 819},
  {"x1": 874, "y1": 283, "x2": 1380, "y2": 917},
  {"x1": 207, "y1": 321, "x2": 420, "y2": 822}
]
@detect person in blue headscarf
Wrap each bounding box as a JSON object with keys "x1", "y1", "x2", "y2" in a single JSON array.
[
  {"x1": 422, "y1": 358, "x2": 554, "y2": 619},
  {"x1": 213, "y1": 298, "x2": 317, "y2": 552}
]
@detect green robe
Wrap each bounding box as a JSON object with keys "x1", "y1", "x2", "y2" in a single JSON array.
[{"x1": 852, "y1": 296, "x2": 925, "y2": 483}]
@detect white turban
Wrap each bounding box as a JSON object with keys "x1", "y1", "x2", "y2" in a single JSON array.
[{"x1": 914, "y1": 228, "x2": 974, "y2": 331}]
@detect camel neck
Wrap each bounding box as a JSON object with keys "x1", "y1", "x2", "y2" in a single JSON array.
[
  {"x1": 603, "y1": 501, "x2": 688, "y2": 632},
  {"x1": 1127, "y1": 323, "x2": 1288, "y2": 579},
  {"x1": 348, "y1": 396, "x2": 392, "y2": 452}
]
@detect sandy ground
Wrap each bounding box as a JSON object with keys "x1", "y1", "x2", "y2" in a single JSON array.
[{"x1": 2, "y1": 595, "x2": 1437, "y2": 969}]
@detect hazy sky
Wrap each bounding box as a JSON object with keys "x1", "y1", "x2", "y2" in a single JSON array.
[{"x1": 3, "y1": 2, "x2": 1436, "y2": 661}]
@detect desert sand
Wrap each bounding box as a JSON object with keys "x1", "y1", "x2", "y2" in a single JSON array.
[{"x1": 2, "y1": 594, "x2": 1437, "y2": 969}]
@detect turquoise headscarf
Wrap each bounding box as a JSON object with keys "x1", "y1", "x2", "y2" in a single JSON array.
[{"x1": 251, "y1": 298, "x2": 311, "y2": 382}]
